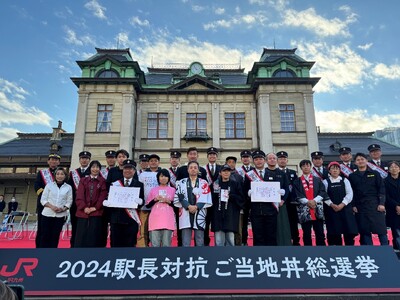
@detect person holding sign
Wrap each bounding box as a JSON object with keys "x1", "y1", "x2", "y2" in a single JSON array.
[
  {"x1": 244, "y1": 151, "x2": 288, "y2": 246},
  {"x1": 145, "y1": 169, "x2": 176, "y2": 247},
  {"x1": 349, "y1": 153, "x2": 388, "y2": 246},
  {"x1": 74, "y1": 160, "x2": 108, "y2": 247},
  {"x1": 211, "y1": 164, "x2": 245, "y2": 246},
  {"x1": 293, "y1": 159, "x2": 328, "y2": 246},
  {"x1": 174, "y1": 161, "x2": 212, "y2": 247},
  {"x1": 106, "y1": 159, "x2": 144, "y2": 247}
]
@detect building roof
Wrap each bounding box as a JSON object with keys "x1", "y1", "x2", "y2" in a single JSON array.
[{"x1": 318, "y1": 132, "x2": 400, "y2": 160}]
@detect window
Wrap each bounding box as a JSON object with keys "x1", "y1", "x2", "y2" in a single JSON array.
[
  {"x1": 186, "y1": 113, "x2": 207, "y2": 135},
  {"x1": 147, "y1": 113, "x2": 168, "y2": 139},
  {"x1": 97, "y1": 70, "x2": 119, "y2": 78},
  {"x1": 96, "y1": 104, "x2": 113, "y2": 132},
  {"x1": 225, "y1": 113, "x2": 245, "y2": 138},
  {"x1": 279, "y1": 104, "x2": 296, "y2": 132},
  {"x1": 273, "y1": 69, "x2": 295, "y2": 78}
]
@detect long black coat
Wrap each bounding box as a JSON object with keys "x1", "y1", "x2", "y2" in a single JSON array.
[
  {"x1": 348, "y1": 169, "x2": 386, "y2": 234},
  {"x1": 384, "y1": 175, "x2": 400, "y2": 229},
  {"x1": 211, "y1": 178, "x2": 245, "y2": 233}
]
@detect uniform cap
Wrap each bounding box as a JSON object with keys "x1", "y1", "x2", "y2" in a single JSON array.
[
  {"x1": 122, "y1": 159, "x2": 137, "y2": 169},
  {"x1": 207, "y1": 147, "x2": 219, "y2": 155},
  {"x1": 105, "y1": 150, "x2": 116, "y2": 158},
  {"x1": 368, "y1": 144, "x2": 381, "y2": 152},
  {"x1": 277, "y1": 151, "x2": 288, "y2": 158},
  {"x1": 48, "y1": 153, "x2": 61, "y2": 160},
  {"x1": 240, "y1": 150, "x2": 252, "y2": 157},
  {"x1": 252, "y1": 150, "x2": 266, "y2": 159},
  {"x1": 311, "y1": 151, "x2": 324, "y2": 159},
  {"x1": 79, "y1": 151, "x2": 91, "y2": 158},
  {"x1": 138, "y1": 154, "x2": 149, "y2": 161},
  {"x1": 170, "y1": 151, "x2": 181, "y2": 158}
]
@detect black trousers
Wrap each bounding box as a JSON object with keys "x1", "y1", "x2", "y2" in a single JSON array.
[
  {"x1": 40, "y1": 215, "x2": 65, "y2": 248},
  {"x1": 251, "y1": 213, "x2": 278, "y2": 246},
  {"x1": 327, "y1": 233, "x2": 356, "y2": 246},
  {"x1": 287, "y1": 202, "x2": 300, "y2": 246},
  {"x1": 110, "y1": 222, "x2": 139, "y2": 247},
  {"x1": 301, "y1": 219, "x2": 326, "y2": 246},
  {"x1": 174, "y1": 206, "x2": 182, "y2": 246},
  {"x1": 69, "y1": 203, "x2": 77, "y2": 248},
  {"x1": 204, "y1": 207, "x2": 213, "y2": 246},
  {"x1": 35, "y1": 202, "x2": 44, "y2": 248},
  {"x1": 241, "y1": 206, "x2": 250, "y2": 245}
]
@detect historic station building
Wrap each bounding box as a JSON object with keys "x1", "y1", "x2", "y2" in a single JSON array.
[{"x1": 70, "y1": 47, "x2": 320, "y2": 168}]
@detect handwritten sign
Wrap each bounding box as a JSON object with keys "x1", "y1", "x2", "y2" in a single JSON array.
[
  {"x1": 251, "y1": 181, "x2": 280, "y2": 202},
  {"x1": 139, "y1": 172, "x2": 159, "y2": 200},
  {"x1": 107, "y1": 186, "x2": 140, "y2": 208}
]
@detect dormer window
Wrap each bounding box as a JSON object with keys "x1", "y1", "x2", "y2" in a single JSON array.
[
  {"x1": 272, "y1": 69, "x2": 296, "y2": 78},
  {"x1": 97, "y1": 69, "x2": 119, "y2": 78}
]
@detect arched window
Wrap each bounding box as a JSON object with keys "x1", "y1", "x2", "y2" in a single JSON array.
[
  {"x1": 96, "y1": 69, "x2": 119, "y2": 78},
  {"x1": 272, "y1": 69, "x2": 296, "y2": 78}
]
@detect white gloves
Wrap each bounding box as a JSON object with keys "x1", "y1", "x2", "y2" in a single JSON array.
[
  {"x1": 248, "y1": 190, "x2": 252, "y2": 197},
  {"x1": 279, "y1": 189, "x2": 286, "y2": 196}
]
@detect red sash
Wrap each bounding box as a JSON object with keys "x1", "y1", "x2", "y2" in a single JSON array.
[{"x1": 301, "y1": 175, "x2": 316, "y2": 220}]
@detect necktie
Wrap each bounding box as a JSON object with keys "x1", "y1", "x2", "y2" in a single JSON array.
[
  {"x1": 124, "y1": 179, "x2": 129, "y2": 187},
  {"x1": 173, "y1": 168, "x2": 176, "y2": 173},
  {"x1": 259, "y1": 170, "x2": 263, "y2": 178},
  {"x1": 81, "y1": 168, "x2": 85, "y2": 173},
  {"x1": 211, "y1": 165, "x2": 215, "y2": 176},
  {"x1": 377, "y1": 161, "x2": 380, "y2": 167}
]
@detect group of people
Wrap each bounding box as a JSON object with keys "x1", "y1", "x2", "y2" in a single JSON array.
[
  {"x1": 0, "y1": 195, "x2": 18, "y2": 216},
  {"x1": 32, "y1": 143, "x2": 400, "y2": 250}
]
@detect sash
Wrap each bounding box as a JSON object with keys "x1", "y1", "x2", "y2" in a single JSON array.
[
  {"x1": 71, "y1": 169, "x2": 81, "y2": 190},
  {"x1": 112, "y1": 180, "x2": 141, "y2": 225},
  {"x1": 245, "y1": 170, "x2": 279, "y2": 211},
  {"x1": 236, "y1": 167, "x2": 245, "y2": 179},
  {"x1": 301, "y1": 175, "x2": 316, "y2": 220},
  {"x1": 100, "y1": 167, "x2": 109, "y2": 180},
  {"x1": 168, "y1": 167, "x2": 177, "y2": 187},
  {"x1": 204, "y1": 165, "x2": 214, "y2": 185},
  {"x1": 367, "y1": 162, "x2": 388, "y2": 179},
  {"x1": 311, "y1": 167, "x2": 323, "y2": 179},
  {"x1": 339, "y1": 164, "x2": 353, "y2": 178},
  {"x1": 40, "y1": 169, "x2": 55, "y2": 185}
]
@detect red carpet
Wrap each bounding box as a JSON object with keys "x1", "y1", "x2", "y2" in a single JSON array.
[{"x1": 0, "y1": 228, "x2": 393, "y2": 248}]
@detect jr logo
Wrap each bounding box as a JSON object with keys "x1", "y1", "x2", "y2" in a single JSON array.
[{"x1": 0, "y1": 258, "x2": 38, "y2": 277}]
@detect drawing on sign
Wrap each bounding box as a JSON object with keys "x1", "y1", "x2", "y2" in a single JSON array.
[
  {"x1": 105, "y1": 186, "x2": 141, "y2": 208},
  {"x1": 251, "y1": 181, "x2": 280, "y2": 202}
]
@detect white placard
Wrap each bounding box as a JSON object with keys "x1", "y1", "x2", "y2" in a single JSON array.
[
  {"x1": 220, "y1": 189, "x2": 229, "y2": 202},
  {"x1": 107, "y1": 186, "x2": 141, "y2": 208},
  {"x1": 139, "y1": 171, "x2": 159, "y2": 200},
  {"x1": 251, "y1": 181, "x2": 280, "y2": 202}
]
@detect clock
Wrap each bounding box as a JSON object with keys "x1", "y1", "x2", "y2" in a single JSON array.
[{"x1": 190, "y1": 62, "x2": 202, "y2": 75}]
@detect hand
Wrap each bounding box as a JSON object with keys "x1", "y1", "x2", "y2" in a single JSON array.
[
  {"x1": 279, "y1": 200, "x2": 284, "y2": 207},
  {"x1": 396, "y1": 205, "x2": 400, "y2": 215},
  {"x1": 307, "y1": 200, "x2": 316, "y2": 209},
  {"x1": 279, "y1": 189, "x2": 286, "y2": 196},
  {"x1": 247, "y1": 190, "x2": 252, "y2": 197},
  {"x1": 353, "y1": 206, "x2": 358, "y2": 213},
  {"x1": 102, "y1": 200, "x2": 109, "y2": 207},
  {"x1": 188, "y1": 205, "x2": 198, "y2": 214},
  {"x1": 84, "y1": 207, "x2": 91, "y2": 214},
  {"x1": 377, "y1": 205, "x2": 386, "y2": 213}
]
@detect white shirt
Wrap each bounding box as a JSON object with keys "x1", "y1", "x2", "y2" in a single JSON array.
[
  {"x1": 41, "y1": 182, "x2": 72, "y2": 218},
  {"x1": 323, "y1": 175, "x2": 353, "y2": 206}
]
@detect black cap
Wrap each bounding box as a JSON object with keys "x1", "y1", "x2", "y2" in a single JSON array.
[
  {"x1": 311, "y1": 151, "x2": 324, "y2": 159},
  {"x1": 277, "y1": 151, "x2": 288, "y2": 158},
  {"x1": 79, "y1": 151, "x2": 91, "y2": 159},
  {"x1": 105, "y1": 150, "x2": 116, "y2": 158},
  {"x1": 225, "y1": 156, "x2": 237, "y2": 163},
  {"x1": 170, "y1": 151, "x2": 181, "y2": 158},
  {"x1": 339, "y1": 147, "x2": 352, "y2": 155},
  {"x1": 148, "y1": 154, "x2": 160, "y2": 161},
  {"x1": 240, "y1": 150, "x2": 252, "y2": 157},
  {"x1": 138, "y1": 154, "x2": 149, "y2": 162},
  {"x1": 221, "y1": 164, "x2": 231, "y2": 171},
  {"x1": 368, "y1": 144, "x2": 381, "y2": 152},
  {"x1": 252, "y1": 150, "x2": 266, "y2": 159},
  {"x1": 207, "y1": 147, "x2": 218, "y2": 155},
  {"x1": 122, "y1": 159, "x2": 137, "y2": 169},
  {"x1": 48, "y1": 153, "x2": 61, "y2": 160}
]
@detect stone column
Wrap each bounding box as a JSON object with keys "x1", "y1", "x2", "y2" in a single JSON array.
[
  {"x1": 134, "y1": 102, "x2": 141, "y2": 151},
  {"x1": 120, "y1": 93, "x2": 136, "y2": 154},
  {"x1": 173, "y1": 103, "x2": 181, "y2": 149},
  {"x1": 212, "y1": 102, "x2": 220, "y2": 148},
  {"x1": 71, "y1": 92, "x2": 89, "y2": 168},
  {"x1": 251, "y1": 102, "x2": 258, "y2": 149},
  {"x1": 303, "y1": 92, "x2": 318, "y2": 155},
  {"x1": 257, "y1": 94, "x2": 273, "y2": 153}
]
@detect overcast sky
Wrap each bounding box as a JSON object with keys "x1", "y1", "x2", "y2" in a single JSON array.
[{"x1": 1, "y1": 0, "x2": 399, "y2": 142}]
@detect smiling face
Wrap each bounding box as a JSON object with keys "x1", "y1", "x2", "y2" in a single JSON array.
[{"x1": 55, "y1": 169, "x2": 66, "y2": 183}]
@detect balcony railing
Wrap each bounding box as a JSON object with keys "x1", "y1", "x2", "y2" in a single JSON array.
[{"x1": 183, "y1": 131, "x2": 210, "y2": 142}]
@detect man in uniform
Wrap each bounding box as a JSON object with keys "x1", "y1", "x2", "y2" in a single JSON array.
[
  {"x1": 107, "y1": 159, "x2": 144, "y2": 247},
  {"x1": 34, "y1": 153, "x2": 60, "y2": 247},
  {"x1": 168, "y1": 151, "x2": 181, "y2": 188},
  {"x1": 277, "y1": 151, "x2": 300, "y2": 246},
  {"x1": 68, "y1": 151, "x2": 91, "y2": 247},
  {"x1": 203, "y1": 147, "x2": 222, "y2": 246},
  {"x1": 138, "y1": 154, "x2": 149, "y2": 175},
  {"x1": 244, "y1": 151, "x2": 288, "y2": 246},
  {"x1": 100, "y1": 150, "x2": 116, "y2": 180},
  {"x1": 106, "y1": 149, "x2": 132, "y2": 189},
  {"x1": 311, "y1": 151, "x2": 329, "y2": 180},
  {"x1": 338, "y1": 147, "x2": 357, "y2": 178},
  {"x1": 138, "y1": 153, "x2": 162, "y2": 247},
  {"x1": 368, "y1": 144, "x2": 389, "y2": 172},
  {"x1": 349, "y1": 153, "x2": 388, "y2": 246}
]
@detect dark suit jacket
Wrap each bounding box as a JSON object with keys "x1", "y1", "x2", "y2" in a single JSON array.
[{"x1": 176, "y1": 164, "x2": 207, "y2": 181}]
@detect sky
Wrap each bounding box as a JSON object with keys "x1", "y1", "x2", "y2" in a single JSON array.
[{"x1": 1, "y1": 0, "x2": 400, "y2": 143}]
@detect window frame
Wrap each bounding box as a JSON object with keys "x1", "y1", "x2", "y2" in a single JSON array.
[
  {"x1": 225, "y1": 112, "x2": 246, "y2": 139},
  {"x1": 96, "y1": 104, "x2": 113, "y2": 132},
  {"x1": 147, "y1": 113, "x2": 168, "y2": 139},
  {"x1": 279, "y1": 104, "x2": 296, "y2": 132}
]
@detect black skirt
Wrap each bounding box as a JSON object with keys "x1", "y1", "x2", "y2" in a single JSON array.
[{"x1": 74, "y1": 216, "x2": 106, "y2": 247}]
